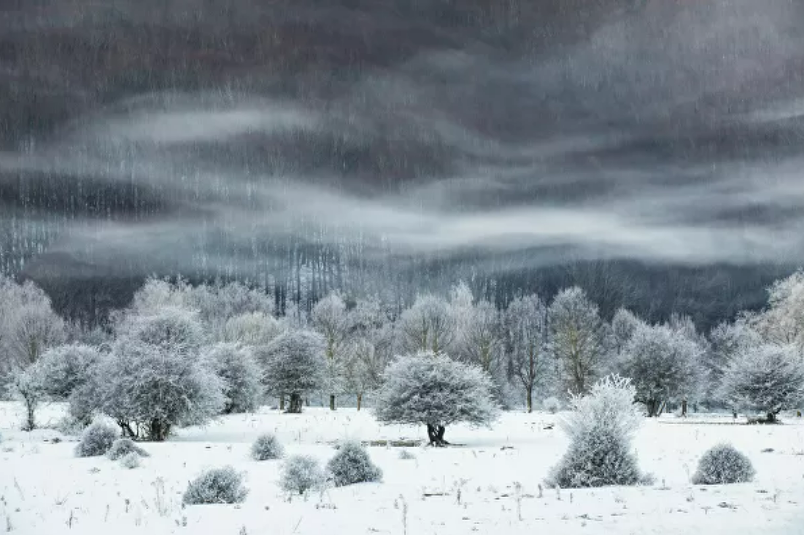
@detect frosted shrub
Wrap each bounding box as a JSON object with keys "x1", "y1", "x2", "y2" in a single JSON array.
[
  {"x1": 548, "y1": 427, "x2": 643, "y2": 488},
  {"x1": 692, "y1": 444, "x2": 755, "y2": 485},
  {"x1": 280, "y1": 455, "x2": 325, "y2": 495},
  {"x1": 327, "y1": 441, "x2": 382, "y2": 487},
  {"x1": 107, "y1": 438, "x2": 149, "y2": 460},
  {"x1": 75, "y1": 420, "x2": 119, "y2": 457},
  {"x1": 182, "y1": 466, "x2": 248, "y2": 505},
  {"x1": 251, "y1": 433, "x2": 284, "y2": 461},
  {"x1": 543, "y1": 397, "x2": 561, "y2": 414},
  {"x1": 398, "y1": 449, "x2": 416, "y2": 460},
  {"x1": 120, "y1": 452, "x2": 141, "y2": 469},
  {"x1": 547, "y1": 375, "x2": 647, "y2": 488}
]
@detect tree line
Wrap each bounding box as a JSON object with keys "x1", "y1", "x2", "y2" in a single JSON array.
[{"x1": 2, "y1": 269, "x2": 803, "y2": 439}]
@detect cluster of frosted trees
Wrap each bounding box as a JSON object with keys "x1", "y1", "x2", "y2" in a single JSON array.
[{"x1": 3, "y1": 268, "x2": 804, "y2": 436}]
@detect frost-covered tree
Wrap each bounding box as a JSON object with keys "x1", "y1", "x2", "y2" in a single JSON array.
[
  {"x1": 311, "y1": 292, "x2": 350, "y2": 410},
  {"x1": 374, "y1": 352, "x2": 499, "y2": 446},
  {"x1": 547, "y1": 375, "x2": 647, "y2": 488},
  {"x1": 611, "y1": 308, "x2": 644, "y2": 356},
  {"x1": 11, "y1": 366, "x2": 45, "y2": 431},
  {"x1": 6, "y1": 304, "x2": 66, "y2": 368},
  {"x1": 116, "y1": 306, "x2": 205, "y2": 355},
  {"x1": 450, "y1": 280, "x2": 475, "y2": 354},
  {"x1": 398, "y1": 294, "x2": 456, "y2": 355},
  {"x1": 749, "y1": 270, "x2": 804, "y2": 351},
  {"x1": 463, "y1": 300, "x2": 503, "y2": 374},
  {"x1": 0, "y1": 278, "x2": 63, "y2": 378},
  {"x1": 35, "y1": 344, "x2": 101, "y2": 400},
  {"x1": 343, "y1": 296, "x2": 392, "y2": 409},
  {"x1": 125, "y1": 277, "x2": 274, "y2": 342},
  {"x1": 204, "y1": 343, "x2": 261, "y2": 414},
  {"x1": 259, "y1": 329, "x2": 326, "y2": 413},
  {"x1": 222, "y1": 312, "x2": 283, "y2": 347},
  {"x1": 548, "y1": 287, "x2": 608, "y2": 395},
  {"x1": 506, "y1": 294, "x2": 550, "y2": 412},
  {"x1": 97, "y1": 338, "x2": 224, "y2": 440},
  {"x1": 97, "y1": 309, "x2": 222, "y2": 440},
  {"x1": 707, "y1": 321, "x2": 762, "y2": 405},
  {"x1": 719, "y1": 344, "x2": 804, "y2": 423},
  {"x1": 619, "y1": 324, "x2": 702, "y2": 417}
]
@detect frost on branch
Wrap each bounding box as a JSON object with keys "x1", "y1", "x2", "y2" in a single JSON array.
[
  {"x1": 547, "y1": 375, "x2": 648, "y2": 488},
  {"x1": 327, "y1": 441, "x2": 382, "y2": 487},
  {"x1": 374, "y1": 351, "x2": 499, "y2": 446},
  {"x1": 204, "y1": 343, "x2": 261, "y2": 414},
  {"x1": 258, "y1": 329, "x2": 326, "y2": 414},
  {"x1": 719, "y1": 343, "x2": 804, "y2": 423},
  {"x1": 692, "y1": 444, "x2": 755, "y2": 485}
]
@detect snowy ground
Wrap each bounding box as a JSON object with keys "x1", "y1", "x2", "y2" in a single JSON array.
[{"x1": 1, "y1": 403, "x2": 804, "y2": 535}]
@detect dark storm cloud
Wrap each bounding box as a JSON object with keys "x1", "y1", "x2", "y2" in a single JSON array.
[{"x1": 2, "y1": 0, "x2": 804, "y2": 276}]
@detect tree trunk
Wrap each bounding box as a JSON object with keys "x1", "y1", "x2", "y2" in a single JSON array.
[
  {"x1": 526, "y1": 388, "x2": 533, "y2": 413},
  {"x1": 766, "y1": 411, "x2": 779, "y2": 424},
  {"x1": 279, "y1": 395, "x2": 285, "y2": 412},
  {"x1": 657, "y1": 400, "x2": 666, "y2": 417},
  {"x1": 681, "y1": 399, "x2": 688, "y2": 417},
  {"x1": 357, "y1": 393, "x2": 362, "y2": 411},
  {"x1": 646, "y1": 399, "x2": 658, "y2": 417},
  {"x1": 149, "y1": 419, "x2": 171, "y2": 441},
  {"x1": 287, "y1": 393, "x2": 303, "y2": 413},
  {"x1": 23, "y1": 401, "x2": 36, "y2": 431},
  {"x1": 329, "y1": 394, "x2": 336, "y2": 411},
  {"x1": 426, "y1": 424, "x2": 449, "y2": 446}
]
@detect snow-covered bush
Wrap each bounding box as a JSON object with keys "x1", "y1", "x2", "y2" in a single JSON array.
[
  {"x1": 75, "y1": 420, "x2": 119, "y2": 457},
  {"x1": 327, "y1": 441, "x2": 382, "y2": 487},
  {"x1": 543, "y1": 397, "x2": 561, "y2": 414},
  {"x1": 120, "y1": 452, "x2": 141, "y2": 469},
  {"x1": 398, "y1": 449, "x2": 416, "y2": 460},
  {"x1": 548, "y1": 427, "x2": 644, "y2": 488},
  {"x1": 96, "y1": 309, "x2": 225, "y2": 441},
  {"x1": 251, "y1": 433, "x2": 284, "y2": 461},
  {"x1": 258, "y1": 330, "x2": 326, "y2": 414},
  {"x1": 719, "y1": 344, "x2": 804, "y2": 423},
  {"x1": 35, "y1": 344, "x2": 101, "y2": 400},
  {"x1": 205, "y1": 343, "x2": 261, "y2": 414},
  {"x1": 547, "y1": 375, "x2": 647, "y2": 488},
  {"x1": 691, "y1": 444, "x2": 755, "y2": 485},
  {"x1": 182, "y1": 466, "x2": 248, "y2": 505},
  {"x1": 107, "y1": 438, "x2": 149, "y2": 460},
  {"x1": 280, "y1": 455, "x2": 325, "y2": 495},
  {"x1": 374, "y1": 352, "x2": 499, "y2": 446}
]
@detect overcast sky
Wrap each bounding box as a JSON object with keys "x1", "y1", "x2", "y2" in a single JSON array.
[{"x1": 1, "y1": 0, "x2": 804, "y2": 276}]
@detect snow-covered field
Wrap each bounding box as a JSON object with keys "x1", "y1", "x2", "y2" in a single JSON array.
[{"x1": 1, "y1": 403, "x2": 804, "y2": 535}]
